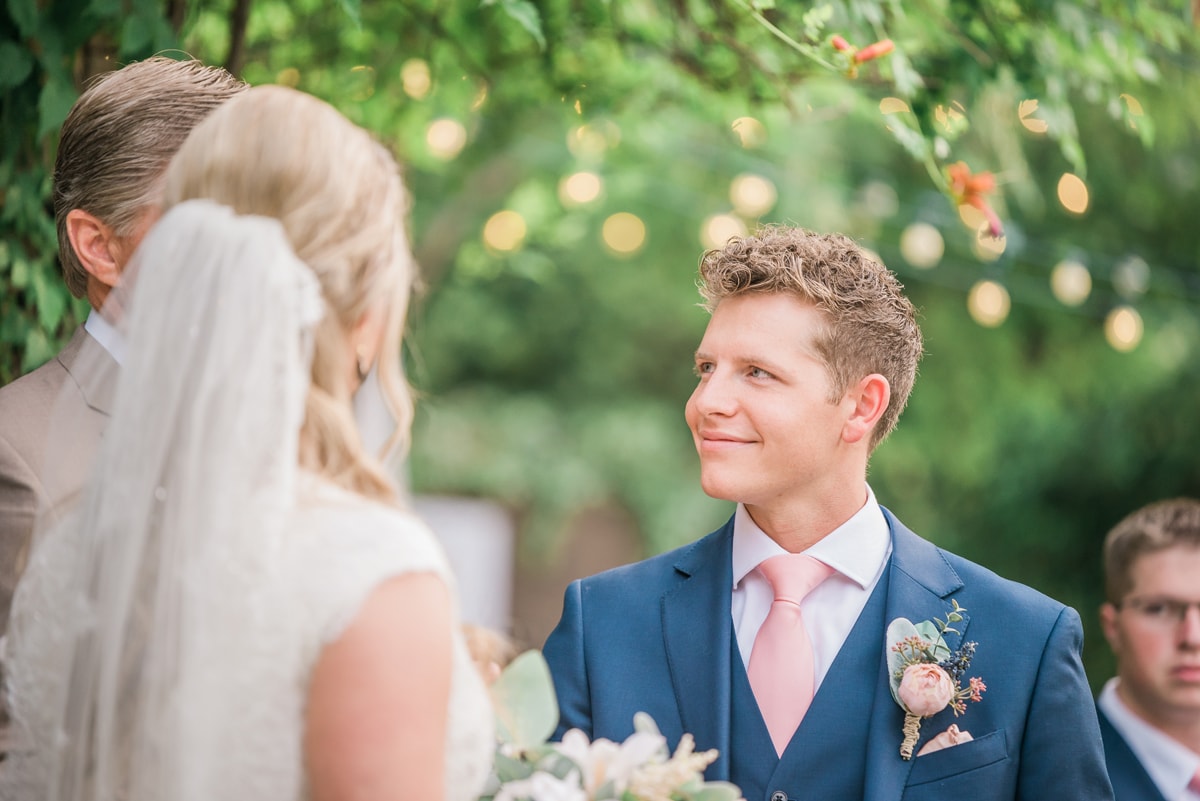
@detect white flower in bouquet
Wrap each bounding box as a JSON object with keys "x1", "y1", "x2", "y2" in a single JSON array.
[{"x1": 480, "y1": 651, "x2": 743, "y2": 801}]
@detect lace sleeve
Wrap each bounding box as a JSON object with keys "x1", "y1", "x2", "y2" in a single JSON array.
[{"x1": 286, "y1": 497, "x2": 457, "y2": 661}]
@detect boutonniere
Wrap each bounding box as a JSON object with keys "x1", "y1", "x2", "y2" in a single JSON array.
[{"x1": 886, "y1": 600, "x2": 987, "y2": 760}]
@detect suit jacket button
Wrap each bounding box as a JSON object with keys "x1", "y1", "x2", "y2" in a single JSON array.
[{"x1": 770, "y1": 792, "x2": 788, "y2": 801}]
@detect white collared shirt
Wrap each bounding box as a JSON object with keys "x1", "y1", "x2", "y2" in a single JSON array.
[
  {"x1": 731, "y1": 484, "x2": 892, "y2": 690},
  {"x1": 1099, "y1": 679, "x2": 1200, "y2": 801},
  {"x1": 84, "y1": 308, "x2": 125, "y2": 366}
]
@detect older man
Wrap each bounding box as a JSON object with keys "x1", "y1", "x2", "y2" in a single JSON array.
[{"x1": 0, "y1": 57, "x2": 244, "y2": 755}]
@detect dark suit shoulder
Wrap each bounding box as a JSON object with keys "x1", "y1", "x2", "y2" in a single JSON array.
[
  {"x1": 575, "y1": 523, "x2": 731, "y2": 596},
  {"x1": 942, "y1": 547, "x2": 1066, "y2": 614},
  {"x1": 886, "y1": 509, "x2": 1070, "y2": 630},
  {"x1": 1096, "y1": 705, "x2": 1169, "y2": 801}
]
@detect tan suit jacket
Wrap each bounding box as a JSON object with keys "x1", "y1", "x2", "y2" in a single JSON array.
[{"x1": 0, "y1": 326, "x2": 116, "y2": 754}]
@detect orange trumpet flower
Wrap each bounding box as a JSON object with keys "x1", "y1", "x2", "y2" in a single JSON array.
[{"x1": 947, "y1": 161, "x2": 1004, "y2": 239}]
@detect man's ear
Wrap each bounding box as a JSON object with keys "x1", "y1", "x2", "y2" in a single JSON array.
[
  {"x1": 65, "y1": 208, "x2": 123, "y2": 289},
  {"x1": 842, "y1": 373, "x2": 890, "y2": 444},
  {"x1": 1100, "y1": 602, "x2": 1122, "y2": 654}
]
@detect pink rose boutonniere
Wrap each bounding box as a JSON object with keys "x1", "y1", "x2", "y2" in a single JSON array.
[{"x1": 886, "y1": 601, "x2": 987, "y2": 760}]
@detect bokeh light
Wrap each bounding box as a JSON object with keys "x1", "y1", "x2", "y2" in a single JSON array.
[
  {"x1": 729, "y1": 174, "x2": 777, "y2": 217},
  {"x1": 967, "y1": 280, "x2": 1011, "y2": 327},
  {"x1": 1121, "y1": 93, "x2": 1144, "y2": 117},
  {"x1": 1018, "y1": 99, "x2": 1048, "y2": 133},
  {"x1": 483, "y1": 210, "x2": 527, "y2": 252},
  {"x1": 700, "y1": 214, "x2": 747, "y2": 249},
  {"x1": 1050, "y1": 259, "x2": 1092, "y2": 306},
  {"x1": 957, "y1": 203, "x2": 986, "y2": 231},
  {"x1": 558, "y1": 171, "x2": 603, "y2": 207},
  {"x1": 426, "y1": 118, "x2": 467, "y2": 160},
  {"x1": 348, "y1": 65, "x2": 376, "y2": 100},
  {"x1": 899, "y1": 223, "x2": 944, "y2": 269},
  {"x1": 276, "y1": 67, "x2": 300, "y2": 87},
  {"x1": 731, "y1": 117, "x2": 767, "y2": 148},
  {"x1": 567, "y1": 124, "x2": 610, "y2": 159},
  {"x1": 602, "y1": 212, "x2": 646, "y2": 255},
  {"x1": 1057, "y1": 173, "x2": 1089, "y2": 215},
  {"x1": 971, "y1": 225, "x2": 1006, "y2": 261},
  {"x1": 1105, "y1": 306, "x2": 1143, "y2": 352},
  {"x1": 880, "y1": 97, "x2": 910, "y2": 114},
  {"x1": 401, "y1": 59, "x2": 431, "y2": 99},
  {"x1": 1113, "y1": 255, "x2": 1150, "y2": 298}
]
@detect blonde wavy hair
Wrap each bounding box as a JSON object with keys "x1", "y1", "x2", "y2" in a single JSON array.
[{"x1": 161, "y1": 85, "x2": 414, "y2": 502}]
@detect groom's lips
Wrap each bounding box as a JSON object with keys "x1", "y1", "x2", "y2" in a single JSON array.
[{"x1": 697, "y1": 430, "x2": 754, "y2": 451}]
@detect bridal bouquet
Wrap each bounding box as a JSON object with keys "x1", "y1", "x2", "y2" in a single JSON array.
[{"x1": 479, "y1": 651, "x2": 743, "y2": 801}]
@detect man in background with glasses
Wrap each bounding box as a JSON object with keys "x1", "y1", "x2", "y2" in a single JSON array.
[{"x1": 1099, "y1": 498, "x2": 1200, "y2": 801}]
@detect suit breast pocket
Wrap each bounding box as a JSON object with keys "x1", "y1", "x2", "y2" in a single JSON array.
[{"x1": 905, "y1": 729, "x2": 1009, "y2": 788}]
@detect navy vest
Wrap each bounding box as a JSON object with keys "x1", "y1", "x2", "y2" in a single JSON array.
[{"x1": 729, "y1": 566, "x2": 891, "y2": 801}]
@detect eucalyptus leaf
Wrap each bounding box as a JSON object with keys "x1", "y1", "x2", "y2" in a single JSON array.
[
  {"x1": 884, "y1": 617, "x2": 919, "y2": 703},
  {"x1": 686, "y1": 782, "x2": 745, "y2": 801},
  {"x1": 490, "y1": 650, "x2": 559, "y2": 749}
]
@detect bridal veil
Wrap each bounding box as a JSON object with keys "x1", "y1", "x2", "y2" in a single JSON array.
[{"x1": 3, "y1": 199, "x2": 324, "y2": 800}]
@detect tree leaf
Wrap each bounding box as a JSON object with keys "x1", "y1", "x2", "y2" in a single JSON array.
[
  {"x1": 0, "y1": 41, "x2": 34, "y2": 90},
  {"x1": 31, "y1": 262, "x2": 66, "y2": 331},
  {"x1": 36, "y1": 71, "x2": 76, "y2": 139},
  {"x1": 482, "y1": 0, "x2": 546, "y2": 50},
  {"x1": 6, "y1": 0, "x2": 37, "y2": 38}
]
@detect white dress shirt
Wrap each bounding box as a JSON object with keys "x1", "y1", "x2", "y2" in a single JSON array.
[
  {"x1": 731, "y1": 484, "x2": 892, "y2": 691},
  {"x1": 84, "y1": 308, "x2": 125, "y2": 366},
  {"x1": 1099, "y1": 678, "x2": 1200, "y2": 801}
]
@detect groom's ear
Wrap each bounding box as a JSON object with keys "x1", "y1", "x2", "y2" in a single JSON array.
[
  {"x1": 841, "y1": 373, "x2": 890, "y2": 445},
  {"x1": 66, "y1": 209, "x2": 125, "y2": 291}
]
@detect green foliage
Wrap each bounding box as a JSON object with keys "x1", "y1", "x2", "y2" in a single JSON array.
[{"x1": 0, "y1": 0, "x2": 181, "y2": 382}]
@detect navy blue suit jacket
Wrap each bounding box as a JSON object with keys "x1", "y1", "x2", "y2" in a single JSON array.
[
  {"x1": 543, "y1": 508, "x2": 1114, "y2": 801},
  {"x1": 1097, "y1": 705, "x2": 1169, "y2": 801}
]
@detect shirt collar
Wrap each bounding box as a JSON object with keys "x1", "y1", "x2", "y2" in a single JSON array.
[
  {"x1": 1099, "y1": 678, "x2": 1200, "y2": 794},
  {"x1": 731, "y1": 484, "x2": 891, "y2": 590},
  {"x1": 84, "y1": 308, "x2": 126, "y2": 366}
]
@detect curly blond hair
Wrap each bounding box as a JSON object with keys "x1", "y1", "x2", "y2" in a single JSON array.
[{"x1": 698, "y1": 226, "x2": 922, "y2": 449}]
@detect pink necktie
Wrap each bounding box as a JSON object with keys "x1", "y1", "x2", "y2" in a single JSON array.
[
  {"x1": 747, "y1": 553, "x2": 834, "y2": 756},
  {"x1": 1189, "y1": 766, "x2": 1200, "y2": 794}
]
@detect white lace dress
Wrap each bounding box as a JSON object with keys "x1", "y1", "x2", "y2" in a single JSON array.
[{"x1": 1, "y1": 474, "x2": 494, "y2": 800}]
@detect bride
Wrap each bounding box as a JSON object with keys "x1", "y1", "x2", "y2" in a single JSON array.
[{"x1": 2, "y1": 86, "x2": 493, "y2": 800}]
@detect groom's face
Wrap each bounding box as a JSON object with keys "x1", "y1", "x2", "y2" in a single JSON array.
[
  {"x1": 684, "y1": 292, "x2": 852, "y2": 511},
  {"x1": 1101, "y1": 545, "x2": 1200, "y2": 727}
]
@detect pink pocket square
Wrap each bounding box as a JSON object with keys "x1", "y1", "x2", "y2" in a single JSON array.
[{"x1": 917, "y1": 724, "x2": 974, "y2": 756}]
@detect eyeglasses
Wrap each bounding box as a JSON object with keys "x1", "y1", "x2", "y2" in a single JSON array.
[{"x1": 1118, "y1": 597, "x2": 1200, "y2": 626}]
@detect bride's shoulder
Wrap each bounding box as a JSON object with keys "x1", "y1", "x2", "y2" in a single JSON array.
[{"x1": 288, "y1": 471, "x2": 446, "y2": 565}]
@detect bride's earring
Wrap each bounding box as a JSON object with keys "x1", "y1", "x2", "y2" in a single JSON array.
[{"x1": 355, "y1": 345, "x2": 369, "y2": 384}]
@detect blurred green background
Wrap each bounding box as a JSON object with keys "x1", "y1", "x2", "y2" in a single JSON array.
[{"x1": 3, "y1": 0, "x2": 1199, "y2": 685}]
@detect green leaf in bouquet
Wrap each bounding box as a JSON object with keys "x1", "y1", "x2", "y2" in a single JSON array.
[
  {"x1": 683, "y1": 781, "x2": 744, "y2": 801},
  {"x1": 885, "y1": 617, "x2": 919, "y2": 700},
  {"x1": 490, "y1": 650, "x2": 559, "y2": 749}
]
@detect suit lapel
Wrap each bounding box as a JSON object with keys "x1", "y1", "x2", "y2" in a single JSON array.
[
  {"x1": 662, "y1": 518, "x2": 735, "y2": 779},
  {"x1": 863, "y1": 508, "x2": 969, "y2": 801},
  {"x1": 58, "y1": 325, "x2": 118, "y2": 416}
]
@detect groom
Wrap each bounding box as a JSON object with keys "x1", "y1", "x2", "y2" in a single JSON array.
[{"x1": 543, "y1": 227, "x2": 1113, "y2": 800}]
